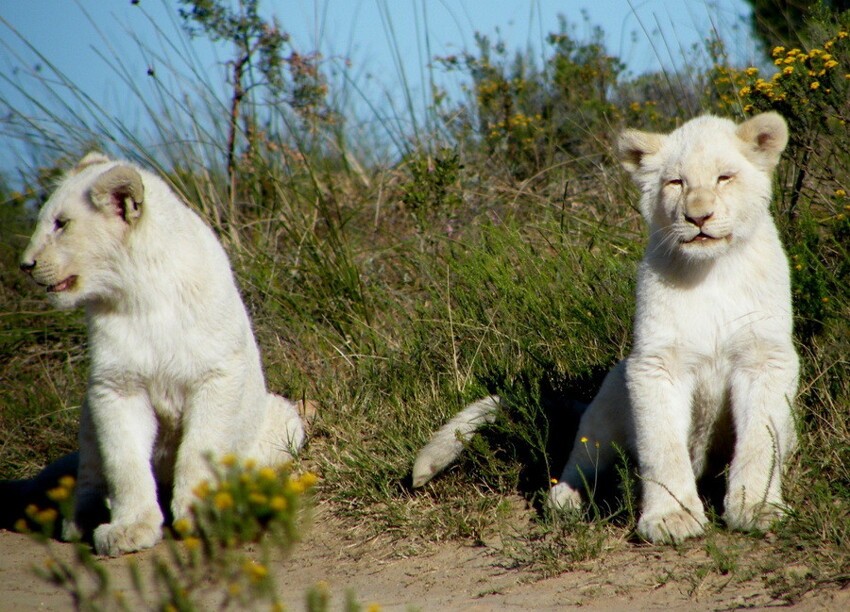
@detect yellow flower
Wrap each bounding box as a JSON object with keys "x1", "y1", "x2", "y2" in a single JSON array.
[
  {"x1": 243, "y1": 458, "x2": 257, "y2": 470},
  {"x1": 299, "y1": 472, "x2": 318, "y2": 489},
  {"x1": 249, "y1": 492, "x2": 268, "y2": 505},
  {"x1": 367, "y1": 605, "x2": 382, "y2": 612},
  {"x1": 243, "y1": 560, "x2": 269, "y2": 583},
  {"x1": 580, "y1": 436, "x2": 589, "y2": 444},
  {"x1": 745, "y1": 66, "x2": 759, "y2": 76},
  {"x1": 258, "y1": 467, "x2": 277, "y2": 482},
  {"x1": 173, "y1": 518, "x2": 192, "y2": 535},
  {"x1": 772, "y1": 46, "x2": 785, "y2": 57},
  {"x1": 835, "y1": 189, "x2": 847, "y2": 197},
  {"x1": 193, "y1": 481, "x2": 211, "y2": 499},
  {"x1": 550, "y1": 477, "x2": 558, "y2": 484},
  {"x1": 783, "y1": 66, "x2": 794, "y2": 75},
  {"x1": 13, "y1": 518, "x2": 28, "y2": 533},
  {"x1": 220, "y1": 453, "x2": 238, "y2": 467},
  {"x1": 839, "y1": 31, "x2": 848, "y2": 39},
  {"x1": 36, "y1": 508, "x2": 58, "y2": 525},
  {"x1": 822, "y1": 297, "x2": 830, "y2": 304},
  {"x1": 228, "y1": 583, "x2": 242, "y2": 597},
  {"x1": 214, "y1": 491, "x2": 234, "y2": 510},
  {"x1": 269, "y1": 496, "x2": 288, "y2": 512},
  {"x1": 825, "y1": 60, "x2": 839, "y2": 69},
  {"x1": 47, "y1": 487, "x2": 70, "y2": 502},
  {"x1": 739, "y1": 85, "x2": 751, "y2": 95},
  {"x1": 183, "y1": 537, "x2": 201, "y2": 552},
  {"x1": 795, "y1": 264, "x2": 803, "y2": 271},
  {"x1": 810, "y1": 81, "x2": 820, "y2": 90},
  {"x1": 59, "y1": 476, "x2": 76, "y2": 489}
]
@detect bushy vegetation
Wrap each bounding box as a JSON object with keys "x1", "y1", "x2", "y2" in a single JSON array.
[{"x1": 1, "y1": 0, "x2": 848, "y2": 605}]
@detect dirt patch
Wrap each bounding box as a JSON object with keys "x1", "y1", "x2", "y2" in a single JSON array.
[{"x1": 2, "y1": 505, "x2": 848, "y2": 611}]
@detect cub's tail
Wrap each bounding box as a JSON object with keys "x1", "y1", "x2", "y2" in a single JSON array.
[{"x1": 411, "y1": 396, "x2": 501, "y2": 488}]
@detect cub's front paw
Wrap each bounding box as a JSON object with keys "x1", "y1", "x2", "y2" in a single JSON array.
[
  {"x1": 546, "y1": 482, "x2": 582, "y2": 512},
  {"x1": 723, "y1": 498, "x2": 785, "y2": 532},
  {"x1": 637, "y1": 508, "x2": 708, "y2": 544},
  {"x1": 93, "y1": 521, "x2": 161, "y2": 556}
]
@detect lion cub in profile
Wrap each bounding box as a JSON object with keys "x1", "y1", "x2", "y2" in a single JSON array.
[
  {"x1": 21, "y1": 154, "x2": 308, "y2": 556},
  {"x1": 413, "y1": 112, "x2": 799, "y2": 544}
]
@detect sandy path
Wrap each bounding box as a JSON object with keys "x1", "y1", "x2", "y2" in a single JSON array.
[{"x1": 2, "y1": 505, "x2": 848, "y2": 611}]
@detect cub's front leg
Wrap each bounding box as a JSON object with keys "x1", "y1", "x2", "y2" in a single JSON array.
[
  {"x1": 87, "y1": 385, "x2": 163, "y2": 556},
  {"x1": 169, "y1": 373, "x2": 258, "y2": 525},
  {"x1": 724, "y1": 343, "x2": 799, "y2": 531},
  {"x1": 627, "y1": 356, "x2": 708, "y2": 543}
]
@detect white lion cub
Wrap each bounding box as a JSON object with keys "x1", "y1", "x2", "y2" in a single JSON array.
[
  {"x1": 413, "y1": 112, "x2": 799, "y2": 543},
  {"x1": 21, "y1": 153, "x2": 307, "y2": 556}
]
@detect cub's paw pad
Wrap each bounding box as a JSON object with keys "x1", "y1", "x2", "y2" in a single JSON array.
[
  {"x1": 637, "y1": 509, "x2": 707, "y2": 544},
  {"x1": 546, "y1": 483, "x2": 582, "y2": 512},
  {"x1": 93, "y1": 521, "x2": 161, "y2": 557}
]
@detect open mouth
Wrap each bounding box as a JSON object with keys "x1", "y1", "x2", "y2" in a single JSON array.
[
  {"x1": 684, "y1": 232, "x2": 727, "y2": 244},
  {"x1": 47, "y1": 275, "x2": 78, "y2": 293}
]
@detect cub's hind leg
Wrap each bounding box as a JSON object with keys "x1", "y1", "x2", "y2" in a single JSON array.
[
  {"x1": 548, "y1": 361, "x2": 632, "y2": 511},
  {"x1": 63, "y1": 399, "x2": 110, "y2": 542}
]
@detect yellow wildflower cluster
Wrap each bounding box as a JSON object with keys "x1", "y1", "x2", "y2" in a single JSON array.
[
  {"x1": 735, "y1": 31, "x2": 848, "y2": 114},
  {"x1": 486, "y1": 112, "x2": 542, "y2": 143},
  {"x1": 184, "y1": 454, "x2": 318, "y2": 552},
  {"x1": 15, "y1": 475, "x2": 76, "y2": 535},
  {"x1": 476, "y1": 78, "x2": 508, "y2": 107}
]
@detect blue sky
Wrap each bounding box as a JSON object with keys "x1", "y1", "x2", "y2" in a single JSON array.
[{"x1": 0, "y1": 0, "x2": 757, "y2": 175}]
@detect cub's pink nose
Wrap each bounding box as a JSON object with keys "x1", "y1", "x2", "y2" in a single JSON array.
[{"x1": 685, "y1": 212, "x2": 713, "y2": 228}]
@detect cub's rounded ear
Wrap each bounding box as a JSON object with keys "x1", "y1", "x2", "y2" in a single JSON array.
[
  {"x1": 73, "y1": 152, "x2": 112, "y2": 174},
  {"x1": 89, "y1": 166, "x2": 145, "y2": 224},
  {"x1": 617, "y1": 129, "x2": 666, "y2": 174},
  {"x1": 736, "y1": 112, "x2": 788, "y2": 170}
]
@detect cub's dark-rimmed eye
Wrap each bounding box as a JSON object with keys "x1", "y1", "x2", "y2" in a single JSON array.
[
  {"x1": 717, "y1": 174, "x2": 733, "y2": 184},
  {"x1": 665, "y1": 178, "x2": 683, "y2": 187},
  {"x1": 54, "y1": 218, "x2": 69, "y2": 232}
]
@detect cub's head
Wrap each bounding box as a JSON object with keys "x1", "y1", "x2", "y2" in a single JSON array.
[
  {"x1": 20, "y1": 153, "x2": 145, "y2": 309},
  {"x1": 618, "y1": 112, "x2": 788, "y2": 262}
]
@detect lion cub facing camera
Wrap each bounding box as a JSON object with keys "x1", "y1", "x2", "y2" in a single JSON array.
[
  {"x1": 21, "y1": 153, "x2": 308, "y2": 556},
  {"x1": 413, "y1": 112, "x2": 799, "y2": 544}
]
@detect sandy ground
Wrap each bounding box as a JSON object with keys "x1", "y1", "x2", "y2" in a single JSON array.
[{"x1": 2, "y1": 503, "x2": 848, "y2": 611}]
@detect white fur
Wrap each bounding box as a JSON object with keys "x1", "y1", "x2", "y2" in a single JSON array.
[
  {"x1": 413, "y1": 113, "x2": 799, "y2": 544},
  {"x1": 411, "y1": 396, "x2": 500, "y2": 487},
  {"x1": 21, "y1": 154, "x2": 306, "y2": 556}
]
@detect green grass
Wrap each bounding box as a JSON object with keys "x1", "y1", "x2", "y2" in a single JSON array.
[{"x1": 1, "y1": 2, "x2": 849, "y2": 606}]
